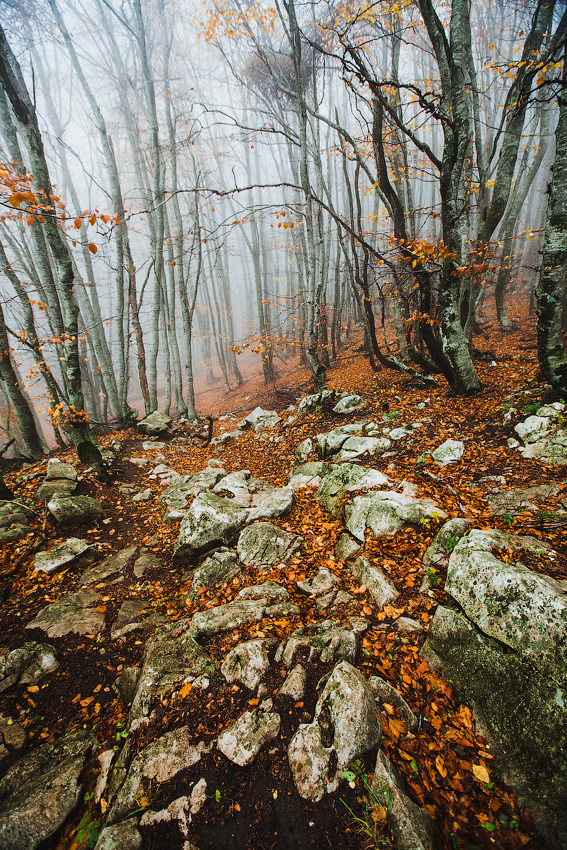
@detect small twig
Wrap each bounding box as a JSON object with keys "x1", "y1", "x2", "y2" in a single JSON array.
[{"x1": 417, "y1": 469, "x2": 469, "y2": 515}]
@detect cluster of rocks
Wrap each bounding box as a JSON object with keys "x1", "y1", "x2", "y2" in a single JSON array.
[{"x1": 507, "y1": 401, "x2": 567, "y2": 466}]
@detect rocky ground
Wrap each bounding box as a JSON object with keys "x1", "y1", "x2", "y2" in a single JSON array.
[{"x1": 0, "y1": 306, "x2": 566, "y2": 850}]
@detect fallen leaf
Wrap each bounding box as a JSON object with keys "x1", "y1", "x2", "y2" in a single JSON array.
[
  {"x1": 472, "y1": 763, "x2": 490, "y2": 784},
  {"x1": 26, "y1": 685, "x2": 39, "y2": 693}
]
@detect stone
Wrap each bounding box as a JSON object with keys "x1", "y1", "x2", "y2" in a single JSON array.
[
  {"x1": 133, "y1": 550, "x2": 161, "y2": 578},
  {"x1": 332, "y1": 436, "x2": 392, "y2": 462},
  {"x1": 392, "y1": 617, "x2": 423, "y2": 634},
  {"x1": 422, "y1": 528, "x2": 567, "y2": 849},
  {"x1": 237, "y1": 522, "x2": 303, "y2": 566},
  {"x1": 236, "y1": 582, "x2": 289, "y2": 602},
  {"x1": 142, "y1": 441, "x2": 166, "y2": 450},
  {"x1": 213, "y1": 471, "x2": 254, "y2": 506},
  {"x1": 137, "y1": 411, "x2": 172, "y2": 435},
  {"x1": 221, "y1": 639, "x2": 274, "y2": 690},
  {"x1": 332, "y1": 394, "x2": 366, "y2": 414},
  {"x1": 431, "y1": 439, "x2": 465, "y2": 466},
  {"x1": 315, "y1": 592, "x2": 335, "y2": 612},
  {"x1": 388, "y1": 426, "x2": 413, "y2": 441},
  {"x1": 106, "y1": 727, "x2": 206, "y2": 824},
  {"x1": 81, "y1": 545, "x2": 138, "y2": 585},
  {"x1": 0, "y1": 715, "x2": 26, "y2": 761},
  {"x1": 422, "y1": 518, "x2": 471, "y2": 568},
  {"x1": 111, "y1": 601, "x2": 158, "y2": 639},
  {"x1": 190, "y1": 600, "x2": 267, "y2": 640},
  {"x1": 294, "y1": 439, "x2": 313, "y2": 462},
  {"x1": 0, "y1": 642, "x2": 59, "y2": 693},
  {"x1": 34, "y1": 538, "x2": 97, "y2": 576},
  {"x1": 128, "y1": 620, "x2": 213, "y2": 729},
  {"x1": 239, "y1": 407, "x2": 281, "y2": 430},
  {"x1": 287, "y1": 461, "x2": 329, "y2": 490},
  {"x1": 47, "y1": 495, "x2": 104, "y2": 528},
  {"x1": 371, "y1": 751, "x2": 442, "y2": 850},
  {"x1": 334, "y1": 533, "x2": 361, "y2": 560},
  {"x1": 132, "y1": 489, "x2": 154, "y2": 503},
  {"x1": 45, "y1": 459, "x2": 77, "y2": 481},
  {"x1": 246, "y1": 486, "x2": 294, "y2": 523},
  {"x1": 94, "y1": 818, "x2": 142, "y2": 850},
  {"x1": 345, "y1": 490, "x2": 446, "y2": 541},
  {"x1": 368, "y1": 676, "x2": 417, "y2": 731},
  {"x1": 148, "y1": 464, "x2": 178, "y2": 485},
  {"x1": 316, "y1": 463, "x2": 389, "y2": 517},
  {"x1": 114, "y1": 668, "x2": 141, "y2": 705},
  {"x1": 486, "y1": 485, "x2": 560, "y2": 516},
  {"x1": 350, "y1": 557, "x2": 399, "y2": 608},
  {"x1": 35, "y1": 478, "x2": 76, "y2": 501},
  {"x1": 0, "y1": 730, "x2": 96, "y2": 850},
  {"x1": 173, "y1": 492, "x2": 248, "y2": 564},
  {"x1": 26, "y1": 589, "x2": 105, "y2": 638},
  {"x1": 218, "y1": 700, "x2": 280, "y2": 766},
  {"x1": 275, "y1": 623, "x2": 358, "y2": 667},
  {"x1": 288, "y1": 661, "x2": 381, "y2": 801},
  {"x1": 0, "y1": 524, "x2": 31, "y2": 544},
  {"x1": 279, "y1": 664, "x2": 307, "y2": 700},
  {"x1": 297, "y1": 568, "x2": 340, "y2": 596},
  {"x1": 0, "y1": 502, "x2": 33, "y2": 529},
  {"x1": 187, "y1": 548, "x2": 241, "y2": 600}
]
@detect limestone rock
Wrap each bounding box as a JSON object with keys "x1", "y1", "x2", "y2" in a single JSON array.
[
  {"x1": 0, "y1": 715, "x2": 26, "y2": 762},
  {"x1": 279, "y1": 664, "x2": 307, "y2": 700},
  {"x1": 0, "y1": 502, "x2": 33, "y2": 529},
  {"x1": 34, "y1": 538, "x2": 96, "y2": 575},
  {"x1": 81, "y1": 545, "x2": 138, "y2": 585},
  {"x1": 173, "y1": 492, "x2": 248, "y2": 564},
  {"x1": 236, "y1": 582, "x2": 289, "y2": 602},
  {"x1": 114, "y1": 668, "x2": 141, "y2": 705},
  {"x1": 239, "y1": 407, "x2": 281, "y2": 431},
  {"x1": 350, "y1": 557, "x2": 398, "y2": 608},
  {"x1": 333, "y1": 436, "x2": 392, "y2": 462},
  {"x1": 160, "y1": 467, "x2": 227, "y2": 517},
  {"x1": 294, "y1": 439, "x2": 313, "y2": 462},
  {"x1": 137, "y1": 411, "x2": 172, "y2": 435},
  {"x1": 0, "y1": 642, "x2": 59, "y2": 693},
  {"x1": 486, "y1": 485, "x2": 560, "y2": 516},
  {"x1": 221, "y1": 639, "x2": 274, "y2": 690},
  {"x1": 334, "y1": 533, "x2": 361, "y2": 560},
  {"x1": 287, "y1": 461, "x2": 329, "y2": 490},
  {"x1": 422, "y1": 518, "x2": 471, "y2": 568},
  {"x1": 431, "y1": 439, "x2": 465, "y2": 466},
  {"x1": 45, "y1": 459, "x2": 77, "y2": 481},
  {"x1": 0, "y1": 730, "x2": 95, "y2": 850},
  {"x1": 47, "y1": 495, "x2": 104, "y2": 528},
  {"x1": 35, "y1": 478, "x2": 76, "y2": 501},
  {"x1": 190, "y1": 600, "x2": 267, "y2": 640},
  {"x1": 316, "y1": 463, "x2": 389, "y2": 517},
  {"x1": 237, "y1": 522, "x2": 303, "y2": 566},
  {"x1": 0, "y1": 524, "x2": 32, "y2": 544},
  {"x1": 368, "y1": 676, "x2": 417, "y2": 731},
  {"x1": 345, "y1": 490, "x2": 446, "y2": 541},
  {"x1": 276, "y1": 623, "x2": 358, "y2": 667},
  {"x1": 371, "y1": 751, "x2": 442, "y2": 850},
  {"x1": 26, "y1": 589, "x2": 105, "y2": 638},
  {"x1": 287, "y1": 723, "x2": 331, "y2": 802},
  {"x1": 212, "y1": 471, "x2": 254, "y2": 506},
  {"x1": 187, "y1": 548, "x2": 241, "y2": 599},
  {"x1": 332, "y1": 394, "x2": 366, "y2": 414},
  {"x1": 218, "y1": 700, "x2": 280, "y2": 766},
  {"x1": 106, "y1": 727, "x2": 206, "y2": 824},
  {"x1": 132, "y1": 489, "x2": 154, "y2": 503},
  {"x1": 297, "y1": 568, "x2": 340, "y2": 597},
  {"x1": 246, "y1": 486, "x2": 294, "y2": 523},
  {"x1": 94, "y1": 818, "x2": 142, "y2": 850},
  {"x1": 133, "y1": 550, "x2": 161, "y2": 578}
]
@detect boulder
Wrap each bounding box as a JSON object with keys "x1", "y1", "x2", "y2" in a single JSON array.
[
  {"x1": 332, "y1": 436, "x2": 392, "y2": 463},
  {"x1": 275, "y1": 622, "x2": 358, "y2": 667},
  {"x1": 0, "y1": 642, "x2": 59, "y2": 693},
  {"x1": 213, "y1": 471, "x2": 255, "y2": 506},
  {"x1": 0, "y1": 730, "x2": 96, "y2": 850},
  {"x1": 34, "y1": 538, "x2": 97, "y2": 576},
  {"x1": 45, "y1": 459, "x2": 77, "y2": 481},
  {"x1": 368, "y1": 676, "x2": 417, "y2": 732},
  {"x1": 137, "y1": 411, "x2": 172, "y2": 435},
  {"x1": 334, "y1": 533, "x2": 361, "y2": 561},
  {"x1": 35, "y1": 478, "x2": 76, "y2": 501},
  {"x1": 422, "y1": 528, "x2": 567, "y2": 849},
  {"x1": 0, "y1": 502, "x2": 33, "y2": 529},
  {"x1": 371, "y1": 751, "x2": 442, "y2": 850},
  {"x1": 288, "y1": 661, "x2": 381, "y2": 800},
  {"x1": 94, "y1": 818, "x2": 142, "y2": 850},
  {"x1": 350, "y1": 557, "x2": 399, "y2": 608},
  {"x1": 422, "y1": 518, "x2": 471, "y2": 568},
  {"x1": 332, "y1": 394, "x2": 366, "y2": 414},
  {"x1": 486, "y1": 485, "x2": 560, "y2": 516},
  {"x1": 26, "y1": 589, "x2": 105, "y2": 638},
  {"x1": 317, "y1": 463, "x2": 389, "y2": 517},
  {"x1": 345, "y1": 490, "x2": 446, "y2": 541},
  {"x1": 0, "y1": 524, "x2": 32, "y2": 544},
  {"x1": 294, "y1": 439, "x2": 313, "y2": 462},
  {"x1": 297, "y1": 568, "x2": 340, "y2": 597},
  {"x1": 0, "y1": 715, "x2": 26, "y2": 762},
  {"x1": 190, "y1": 600, "x2": 267, "y2": 640},
  {"x1": 173, "y1": 492, "x2": 248, "y2": 564},
  {"x1": 160, "y1": 467, "x2": 227, "y2": 517},
  {"x1": 237, "y1": 522, "x2": 303, "y2": 566},
  {"x1": 279, "y1": 664, "x2": 307, "y2": 700},
  {"x1": 236, "y1": 581, "x2": 289, "y2": 602},
  {"x1": 132, "y1": 489, "x2": 154, "y2": 503},
  {"x1": 513, "y1": 404, "x2": 567, "y2": 465},
  {"x1": 218, "y1": 699, "x2": 280, "y2": 766},
  {"x1": 239, "y1": 407, "x2": 281, "y2": 430},
  {"x1": 287, "y1": 461, "x2": 329, "y2": 490},
  {"x1": 246, "y1": 486, "x2": 294, "y2": 523},
  {"x1": 221, "y1": 639, "x2": 274, "y2": 690},
  {"x1": 81, "y1": 545, "x2": 138, "y2": 585},
  {"x1": 187, "y1": 548, "x2": 241, "y2": 600},
  {"x1": 106, "y1": 727, "x2": 207, "y2": 824},
  {"x1": 133, "y1": 550, "x2": 161, "y2": 578},
  {"x1": 47, "y1": 495, "x2": 104, "y2": 528},
  {"x1": 431, "y1": 439, "x2": 465, "y2": 466}
]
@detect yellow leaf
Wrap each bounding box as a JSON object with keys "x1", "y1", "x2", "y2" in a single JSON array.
[
  {"x1": 100, "y1": 799, "x2": 108, "y2": 814},
  {"x1": 472, "y1": 763, "x2": 490, "y2": 784},
  {"x1": 179, "y1": 682, "x2": 192, "y2": 699},
  {"x1": 88, "y1": 243, "x2": 98, "y2": 255},
  {"x1": 488, "y1": 42, "x2": 495, "y2": 50}
]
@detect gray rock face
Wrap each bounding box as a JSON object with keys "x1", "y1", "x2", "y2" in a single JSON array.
[
  {"x1": 371, "y1": 751, "x2": 442, "y2": 850},
  {"x1": 239, "y1": 407, "x2": 281, "y2": 430},
  {"x1": 0, "y1": 730, "x2": 95, "y2": 850},
  {"x1": 431, "y1": 439, "x2": 465, "y2": 466},
  {"x1": 221, "y1": 639, "x2": 274, "y2": 690},
  {"x1": 128, "y1": 620, "x2": 212, "y2": 729},
  {"x1": 26, "y1": 589, "x2": 105, "y2": 638},
  {"x1": 332, "y1": 394, "x2": 366, "y2": 414},
  {"x1": 236, "y1": 582, "x2": 289, "y2": 602},
  {"x1": 137, "y1": 411, "x2": 172, "y2": 435},
  {"x1": 486, "y1": 485, "x2": 560, "y2": 516},
  {"x1": 368, "y1": 677, "x2": 417, "y2": 732},
  {"x1": 34, "y1": 538, "x2": 97, "y2": 575},
  {"x1": 45, "y1": 459, "x2": 77, "y2": 481},
  {"x1": 0, "y1": 642, "x2": 59, "y2": 693},
  {"x1": 81, "y1": 545, "x2": 138, "y2": 585},
  {"x1": 350, "y1": 557, "x2": 399, "y2": 609},
  {"x1": 0, "y1": 502, "x2": 33, "y2": 529},
  {"x1": 287, "y1": 462, "x2": 329, "y2": 490},
  {"x1": 297, "y1": 568, "x2": 339, "y2": 597},
  {"x1": 94, "y1": 818, "x2": 142, "y2": 850},
  {"x1": 218, "y1": 700, "x2": 280, "y2": 766},
  {"x1": 316, "y1": 423, "x2": 391, "y2": 462},
  {"x1": 422, "y1": 518, "x2": 471, "y2": 568},
  {"x1": 246, "y1": 486, "x2": 294, "y2": 523},
  {"x1": 333, "y1": 436, "x2": 392, "y2": 463},
  {"x1": 47, "y1": 495, "x2": 104, "y2": 528},
  {"x1": 345, "y1": 489, "x2": 446, "y2": 541},
  {"x1": 294, "y1": 439, "x2": 313, "y2": 462},
  {"x1": 187, "y1": 548, "x2": 241, "y2": 599},
  {"x1": 514, "y1": 403, "x2": 567, "y2": 466},
  {"x1": 275, "y1": 623, "x2": 358, "y2": 667},
  {"x1": 237, "y1": 522, "x2": 303, "y2": 566},
  {"x1": 316, "y1": 463, "x2": 389, "y2": 517},
  {"x1": 160, "y1": 467, "x2": 227, "y2": 517},
  {"x1": 190, "y1": 600, "x2": 267, "y2": 640},
  {"x1": 106, "y1": 727, "x2": 206, "y2": 824},
  {"x1": 288, "y1": 661, "x2": 381, "y2": 801},
  {"x1": 279, "y1": 664, "x2": 307, "y2": 700},
  {"x1": 35, "y1": 478, "x2": 77, "y2": 501},
  {"x1": 173, "y1": 492, "x2": 248, "y2": 563},
  {"x1": 422, "y1": 528, "x2": 567, "y2": 849},
  {"x1": 334, "y1": 533, "x2": 361, "y2": 560}
]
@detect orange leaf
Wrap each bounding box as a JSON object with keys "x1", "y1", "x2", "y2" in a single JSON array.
[
  {"x1": 179, "y1": 682, "x2": 192, "y2": 699},
  {"x1": 472, "y1": 763, "x2": 490, "y2": 784},
  {"x1": 89, "y1": 213, "x2": 96, "y2": 226},
  {"x1": 88, "y1": 242, "x2": 97, "y2": 254},
  {"x1": 26, "y1": 685, "x2": 39, "y2": 693},
  {"x1": 74, "y1": 217, "x2": 82, "y2": 229},
  {"x1": 435, "y1": 754, "x2": 447, "y2": 778}
]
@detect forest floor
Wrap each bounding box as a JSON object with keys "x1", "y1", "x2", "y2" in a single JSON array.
[{"x1": 1, "y1": 300, "x2": 567, "y2": 850}]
